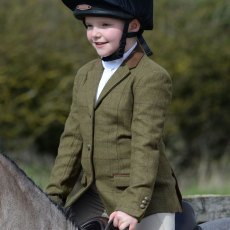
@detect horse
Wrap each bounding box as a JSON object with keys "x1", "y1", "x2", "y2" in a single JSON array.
[
  {"x1": 1, "y1": 153, "x2": 230, "y2": 230},
  {"x1": 0, "y1": 153, "x2": 78, "y2": 230}
]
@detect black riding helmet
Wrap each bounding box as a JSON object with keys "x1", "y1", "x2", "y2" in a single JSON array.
[{"x1": 62, "y1": 0, "x2": 154, "y2": 60}]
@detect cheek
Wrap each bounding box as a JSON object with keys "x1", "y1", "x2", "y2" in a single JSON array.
[
  {"x1": 86, "y1": 31, "x2": 91, "y2": 41},
  {"x1": 112, "y1": 31, "x2": 123, "y2": 46},
  {"x1": 108, "y1": 29, "x2": 122, "y2": 42}
]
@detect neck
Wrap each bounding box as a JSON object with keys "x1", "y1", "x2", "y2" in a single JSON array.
[{"x1": 125, "y1": 37, "x2": 138, "y2": 52}]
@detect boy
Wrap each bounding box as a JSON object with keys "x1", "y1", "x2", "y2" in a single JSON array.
[{"x1": 46, "y1": 1, "x2": 182, "y2": 229}]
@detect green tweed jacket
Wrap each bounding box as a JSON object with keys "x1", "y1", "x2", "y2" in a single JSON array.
[{"x1": 46, "y1": 45, "x2": 182, "y2": 220}]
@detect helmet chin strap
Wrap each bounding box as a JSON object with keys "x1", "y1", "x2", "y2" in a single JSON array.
[
  {"x1": 102, "y1": 23, "x2": 152, "y2": 61},
  {"x1": 137, "y1": 32, "x2": 153, "y2": 56},
  {"x1": 127, "y1": 30, "x2": 153, "y2": 56}
]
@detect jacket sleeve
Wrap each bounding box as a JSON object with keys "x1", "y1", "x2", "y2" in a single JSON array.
[
  {"x1": 115, "y1": 61, "x2": 172, "y2": 219},
  {"x1": 45, "y1": 73, "x2": 83, "y2": 206}
]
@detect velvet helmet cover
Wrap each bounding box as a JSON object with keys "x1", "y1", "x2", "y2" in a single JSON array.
[{"x1": 61, "y1": 0, "x2": 154, "y2": 30}]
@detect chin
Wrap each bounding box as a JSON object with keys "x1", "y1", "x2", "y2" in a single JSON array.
[{"x1": 96, "y1": 50, "x2": 115, "y2": 58}]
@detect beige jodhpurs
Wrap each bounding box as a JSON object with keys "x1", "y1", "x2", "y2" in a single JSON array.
[{"x1": 137, "y1": 213, "x2": 175, "y2": 230}]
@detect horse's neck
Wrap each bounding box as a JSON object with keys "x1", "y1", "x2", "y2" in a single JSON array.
[{"x1": 0, "y1": 154, "x2": 77, "y2": 230}]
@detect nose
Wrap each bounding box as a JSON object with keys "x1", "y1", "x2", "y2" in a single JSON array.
[{"x1": 91, "y1": 27, "x2": 101, "y2": 38}]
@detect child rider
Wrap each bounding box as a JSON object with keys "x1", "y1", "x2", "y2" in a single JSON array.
[{"x1": 46, "y1": 1, "x2": 182, "y2": 230}]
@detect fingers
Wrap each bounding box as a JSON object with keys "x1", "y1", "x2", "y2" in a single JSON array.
[
  {"x1": 119, "y1": 222, "x2": 129, "y2": 230},
  {"x1": 109, "y1": 211, "x2": 137, "y2": 230},
  {"x1": 128, "y1": 222, "x2": 136, "y2": 230},
  {"x1": 118, "y1": 220, "x2": 135, "y2": 230},
  {"x1": 109, "y1": 211, "x2": 117, "y2": 222}
]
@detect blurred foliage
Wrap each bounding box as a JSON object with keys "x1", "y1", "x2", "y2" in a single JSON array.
[
  {"x1": 0, "y1": 0, "x2": 229, "y2": 183},
  {"x1": 148, "y1": 0, "x2": 230, "y2": 171},
  {"x1": 0, "y1": 0, "x2": 96, "y2": 152}
]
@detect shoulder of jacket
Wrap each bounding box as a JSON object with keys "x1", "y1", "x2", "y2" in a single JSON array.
[
  {"x1": 139, "y1": 55, "x2": 170, "y2": 77},
  {"x1": 77, "y1": 59, "x2": 101, "y2": 74},
  {"x1": 131, "y1": 56, "x2": 171, "y2": 86},
  {"x1": 73, "y1": 59, "x2": 102, "y2": 87}
]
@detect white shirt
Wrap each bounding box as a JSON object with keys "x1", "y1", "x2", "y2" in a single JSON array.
[{"x1": 95, "y1": 43, "x2": 137, "y2": 101}]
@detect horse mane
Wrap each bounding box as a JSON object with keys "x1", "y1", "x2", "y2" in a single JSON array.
[
  {"x1": 0, "y1": 153, "x2": 78, "y2": 230},
  {"x1": 0, "y1": 153, "x2": 63, "y2": 211}
]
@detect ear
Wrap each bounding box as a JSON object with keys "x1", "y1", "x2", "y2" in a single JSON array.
[{"x1": 128, "y1": 19, "x2": 141, "y2": 32}]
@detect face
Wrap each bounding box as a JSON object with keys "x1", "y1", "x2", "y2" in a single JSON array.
[{"x1": 85, "y1": 16, "x2": 124, "y2": 58}]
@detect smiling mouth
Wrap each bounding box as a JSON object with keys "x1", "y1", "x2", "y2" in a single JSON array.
[{"x1": 94, "y1": 42, "x2": 107, "y2": 46}]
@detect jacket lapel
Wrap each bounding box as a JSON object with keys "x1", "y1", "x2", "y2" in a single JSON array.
[
  {"x1": 88, "y1": 44, "x2": 144, "y2": 110},
  {"x1": 95, "y1": 65, "x2": 130, "y2": 108},
  {"x1": 95, "y1": 45, "x2": 144, "y2": 108},
  {"x1": 86, "y1": 61, "x2": 103, "y2": 114}
]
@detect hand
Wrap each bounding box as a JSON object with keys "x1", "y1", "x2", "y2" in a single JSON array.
[{"x1": 109, "y1": 211, "x2": 138, "y2": 230}]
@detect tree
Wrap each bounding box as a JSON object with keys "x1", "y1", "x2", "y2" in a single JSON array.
[
  {"x1": 146, "y1": 0, "x2": 230, "y2": 180},
  {"x1": 0, "y1": 0, "x2": 96, "y2": 153}
]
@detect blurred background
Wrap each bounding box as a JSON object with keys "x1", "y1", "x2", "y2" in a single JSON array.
[{"x1": 0, "y1": 0, "x2": 229, "y2": 195}]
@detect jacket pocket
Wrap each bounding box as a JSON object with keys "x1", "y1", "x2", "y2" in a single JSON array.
[{"x1": 113, "y1": 174, "x2": 130, "y2": 188}]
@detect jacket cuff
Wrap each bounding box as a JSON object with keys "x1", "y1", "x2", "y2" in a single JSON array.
[{"x1": 47, "y1": 194, "x2": 64, "y2": 207}]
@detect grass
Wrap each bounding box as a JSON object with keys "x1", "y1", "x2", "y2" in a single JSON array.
[
  {"x1": 182, "y1": 185, "x2": 230, "y2": 196},
  {"x1": 8, "y1": 152, "x2": 54, "y2": 190},
  {"x1": 19, "y1": 162, "x2": 52, "y2": 190}
]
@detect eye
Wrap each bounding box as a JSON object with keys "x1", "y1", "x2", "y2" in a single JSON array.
[
  {"x1": 102, "y1": 23, "x2": 111, "y2": 27},
  {"x1": 85, "y1": 23, "x2": 92, "y2": 29}
]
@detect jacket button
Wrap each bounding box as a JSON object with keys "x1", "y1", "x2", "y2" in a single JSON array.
[
  {"x1": 140, "y1": 204, "x2": 145, "y2": 209},
  {"x1": 142, "y1": 200, "x2": 147, "y2": 205},
  {"x1": 87, "y1": 144, "x2": 91, "y2": 151}
]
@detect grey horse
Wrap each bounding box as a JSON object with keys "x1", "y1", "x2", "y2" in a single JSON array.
[{"x1": 0, "y1": 153, "x2": 77, "y2": 230}]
